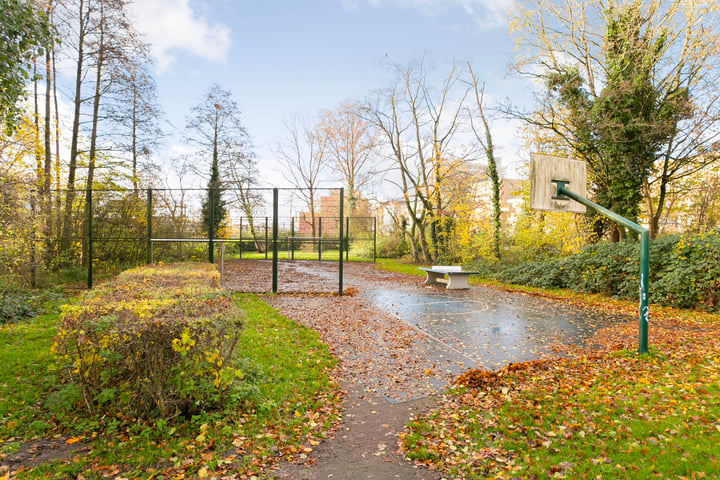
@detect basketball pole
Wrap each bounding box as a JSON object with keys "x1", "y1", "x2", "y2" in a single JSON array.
[{"x1": 553, "y1": 181, "x2": 649, "y2": 354}]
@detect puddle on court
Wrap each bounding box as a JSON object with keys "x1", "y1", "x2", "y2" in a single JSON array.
[{"x1": 368, "y1": 287, "x2": 630, "y2": 370}]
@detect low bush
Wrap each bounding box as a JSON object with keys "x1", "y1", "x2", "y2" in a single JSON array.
[
  {"x1": 52, "y1": 263, "x2": 251, "y2": 420},
  {"x1": 375, "y1": 234, "x2": 411, "y2": 258},
  {"x1": 489, "y1": 231, "x2": 720, "y2": 312},
  {"x1": 0, "y1": 281, "x2": 65, "y2": 324}
]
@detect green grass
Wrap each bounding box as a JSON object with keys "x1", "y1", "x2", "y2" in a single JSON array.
[
  {"x1": 0, "y1": 314, "x2": 61, "y2": 438},
  {"x1": 402, "y1": 332, "x2": 720, "y2": 478},
  {"x1": 374, "y1": 258, "x2": 425, "y2": 277},
  {"x1": 0, "y1": 270, "x2": 341, "y2": 478}
]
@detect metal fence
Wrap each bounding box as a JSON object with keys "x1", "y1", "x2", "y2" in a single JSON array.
[{"x1": 9, "y1": 186, "x2": 376, "y2": 294}]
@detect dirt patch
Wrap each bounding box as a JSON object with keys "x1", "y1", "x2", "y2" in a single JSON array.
[{"x1": 1, "y1": 438, "x2": 89, "y2": 474}]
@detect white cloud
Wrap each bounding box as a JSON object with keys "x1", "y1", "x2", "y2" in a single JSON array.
[
  {"x1": 340, "y1": 0, "x2": 511, "y2": 29},
  {"x1": 128, "y1": 0, "x2": 231, "y2": 73}
]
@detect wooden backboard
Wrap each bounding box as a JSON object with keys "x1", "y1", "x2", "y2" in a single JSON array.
[{"x1": 530, "y1": 153, "x2": 587, "y2": 213}]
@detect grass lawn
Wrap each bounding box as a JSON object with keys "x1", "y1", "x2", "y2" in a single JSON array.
[
  {"x1": 374, "y1": 258, "x2": 427, "y2": 277},
  {"x1": 0, "y1": 264, "x2": 342, "y2": 478}
]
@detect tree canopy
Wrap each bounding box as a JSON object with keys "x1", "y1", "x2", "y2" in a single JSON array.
[
  {"x1": 510, "y1": 0, "x2": 720, "y2": 239},
  {"x1": 0, "y1": 0, "x2": 54, "y2": 134}
]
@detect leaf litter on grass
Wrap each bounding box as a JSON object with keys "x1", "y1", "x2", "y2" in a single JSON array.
[{"x1": 401, "y1": 300, "x2": 720, "y2": 479}]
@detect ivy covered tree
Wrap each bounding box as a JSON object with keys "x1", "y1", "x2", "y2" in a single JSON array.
[
  {"x1": 186, "y1": 84, "x2": 250, "y2": 238},
  {"x1": 510, "y1": 0, "x2": 720, "y2": 239},
  {"x1": 547, "y1": 4, "x2": 690, "y2": 240},
  {"x1": 201, "y1": 154, "x2": 226, "y2": 238},
  {"x1": 0, "y1": 0, "x2": 54, "y2": 134}
]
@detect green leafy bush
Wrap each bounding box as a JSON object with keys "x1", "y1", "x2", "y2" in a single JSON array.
[
  {"x1": 52, "y1": 263, "x2": 253, "y2": 420},
  {"x1": 491, "y1": 231, "x2": 720, "y2": 312},
  {"x1": 0, "y1": 281, "x2": 64, "y2": 324},
  {"x1": 376, "y1": 234, "x2": 410, "y2": 258}
]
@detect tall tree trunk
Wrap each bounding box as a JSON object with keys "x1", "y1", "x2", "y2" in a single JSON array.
[
  {"x1": 43, "y1": 49, "x2": 52, "y2": 199},
  {"x1": 52, "y1": 33, "x2": 62, "y2": 255},
  {"x1": 83, "y1": 4, "x2": 104, "y2": 267},
  {"x1": 132, "y1": 85, "x2": 139, "y2": 195},
  {"x1": 87, "y1": 3, "x2": 104, "y2": 191},
  {"x1": 61, "y1": 0, "x2": 87, "y2": 256},
  {"x1": 41, "y1": 44, "x2": 54, "y2": 265}
]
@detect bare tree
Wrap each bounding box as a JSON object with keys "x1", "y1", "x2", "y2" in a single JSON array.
[
  {"x1": 277, "y1": 115, "x2": 328, "y2": 237},
  {"x1": 317, "y1": 100, "x2": 378, "y2": 214},
  {"x1": 106, "y1": 42, "x2": 163, "y2": 195},
  {"x1": 185, "y1": 84, "x2": 251, "y2": 237},
  {"x1": 363, "y1": 60, "x2": 469, "y2": 262},
  {"x1": 226, "y1": 153, "x2": 264, "y2": 251},
  {"x1": 467, "y1": 63, "x2": 500, "y2": 259},
  {"x1": 57, "y1": 0, "x2": 94, "y2": 254}
]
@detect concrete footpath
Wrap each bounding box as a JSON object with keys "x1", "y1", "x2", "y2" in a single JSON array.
[{"x1": 271, "y1": 381, "x2": 441, "y2": 480}]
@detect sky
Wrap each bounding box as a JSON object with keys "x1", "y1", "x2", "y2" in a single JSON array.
[{"x1": 126, "y1": 0, "x2": 533, "y2": 188}]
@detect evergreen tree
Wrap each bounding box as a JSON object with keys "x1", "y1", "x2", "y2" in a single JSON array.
[
  {"x1": 546, "y1": 2, "x2": 689, "y2": 240},
  {"x1": 201, "y1": 151, "x2": 226, "y2": 237},
  {"x1": 186, "y1": 85, "x2": 250, "y2": 238}
]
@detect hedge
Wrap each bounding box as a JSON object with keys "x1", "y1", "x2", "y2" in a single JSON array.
[
  {"x1": 492, "y1": 231, "x2": 720, "y2": 312},
  {"x1": 52, "y1": 263, "x2": 251, "y2": 420}
]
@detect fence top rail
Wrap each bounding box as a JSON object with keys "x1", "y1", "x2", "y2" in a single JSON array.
[
  {"x1": 151, "y1": 238, "x2": 243, "y2": 242},
  {"x1": 38, "y1": 187, "x2": 345, "y2": 193}
]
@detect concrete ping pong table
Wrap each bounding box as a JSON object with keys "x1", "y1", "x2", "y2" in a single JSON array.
[{"x1": 418, "y1": 265, "x2": 478, "y2": 290}]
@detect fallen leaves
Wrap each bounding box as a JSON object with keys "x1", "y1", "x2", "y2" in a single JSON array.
[{"x1": 401, "y1": 302, "x2": 720, "y2": 478}]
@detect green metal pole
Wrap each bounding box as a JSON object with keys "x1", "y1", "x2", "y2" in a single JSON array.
[
  {"x1": 272, "y1": 188, "x2": 278, "y2": 293},
  {"x1": 373, "y1": 217, "x2": 377, "y2": 263},
  {"x1": 345, "y1": 216, "x2": 350, "y2": 261},
  {"x1": 557, "y1": 183, "x2": 650, "y2": 353},
  {"x1": 146, "y1": 188, "x2": 152, "y2": 264},
  {"x1": 239, "y1": 216, "x2": 243, "y2": 259},
  {"x1": 87, "y1": 188, "x2": 93, "y2": 289},
  {"x1": 291, "y1": 216, "x2": 295, "y2": 260},
  {"x1": 639, "y1": 231, "x2": 649, "y2": 353},
  {"x1": 318, "y1": 217, "x2": 322, "y2": 261},
  {"x1": 208, "y1": 188, "x2": 215, "y2": 264},
  {"x1": 339, "y1": 188, "x2": 344, "y2": 296},
  {"x1": 265, "y1": 217, "x2": 268, "y2": 260}
]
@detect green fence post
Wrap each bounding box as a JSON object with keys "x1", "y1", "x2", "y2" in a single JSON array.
[
  {"x1": 239, "y1": 216, "x2": 243, "y2": 259},
  {"x1": 208, "y1": 188, "x2": 215, "y2": 264},
  {"x1": 291, "y1": 216, "x2": 295, "y2": 260},
  {"x1": 87, "y1": 188, "x2": 93, "y2": 289},
  {"x1": 339, "y1": 188, "x2": 344, "y2": 295},
  {"x1": 345, "y1": 216, "x2": 350, "y2": 261},
  {"x1": 265, "y1": 217, "x2": 268, "y2": 260},
  {"x1": 272, "y1": 188, "x2": 278, "y2": 293},
  {"x1": 146, "y1": 188, "x2": 152, "y2": 264},
  {"x1": 374, "y1": 217, "x2": 378, "y2": 263},
  {"x1": 318, "y1": 217, "x2": 322, "y2": 261}
]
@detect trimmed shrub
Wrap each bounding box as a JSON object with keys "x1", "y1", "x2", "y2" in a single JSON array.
[{"x1": 52, "y1": 263, "x2": 251, "y2": 419}]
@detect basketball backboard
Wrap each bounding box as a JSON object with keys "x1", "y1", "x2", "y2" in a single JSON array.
[{"x1": 530, "y1": 153, "x2": 587, "y2": 214}]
